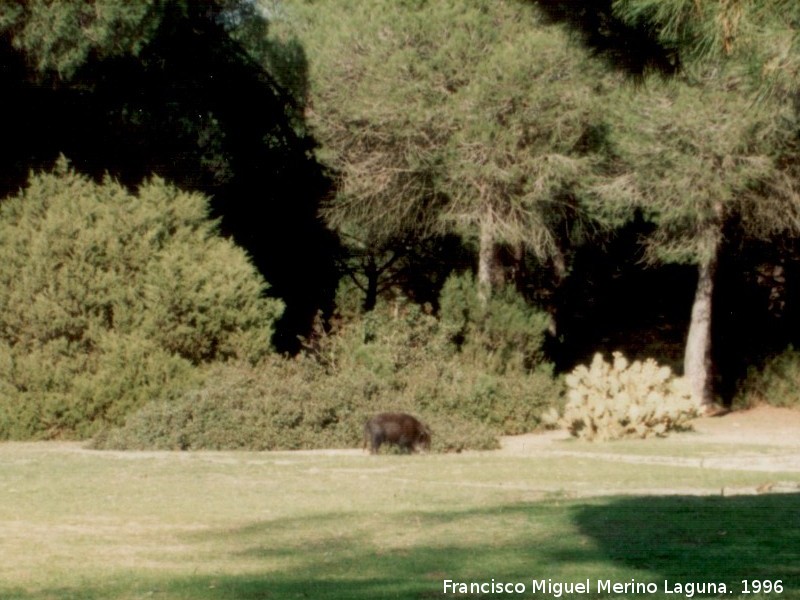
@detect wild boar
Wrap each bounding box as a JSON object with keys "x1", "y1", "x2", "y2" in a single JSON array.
[{"x1": 363, "y1": 412, "x2": 431, "y2": 454}]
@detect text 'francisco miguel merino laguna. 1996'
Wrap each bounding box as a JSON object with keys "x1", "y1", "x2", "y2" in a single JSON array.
[{"x1": 442, "y1": 578, "x2": 781, "y2": 597}]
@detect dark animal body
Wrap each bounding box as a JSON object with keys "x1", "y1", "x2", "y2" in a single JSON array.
[{"x1": 364, "y1": 412, "x2": 431, "y2": 454}]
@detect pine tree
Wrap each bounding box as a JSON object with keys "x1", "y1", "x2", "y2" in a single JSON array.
[
  {"x1": 602, "y1": 75, "x2": 800, "y2": 405},
  {"x1": 274, "y1": 0, "x2": 613, "y2": 308}
]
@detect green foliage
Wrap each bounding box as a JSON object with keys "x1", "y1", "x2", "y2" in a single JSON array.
[
  {"x1": 94, "y1": 359, "x2": 318, "y2": 451},
  {"x1": 439, "y1": 272, "x2": 552, "y2": 373},
  {"x1": 273, "y1": 0, "x2": 451, "y2": 250},
  {"x1": 612, "y1": 0, "x2": 800, "y2": 97},
  {"x1": 0, "y1": 163, "x2": 282, "y2": 439},
  {"x1": 0, "y1": 0, "x2": 161, "y2": 77},
  {"x1": 562, "y1": 352, "x2": 700, "y2": 440},
  {"x1": 602, "y1": 76, "x2": 792, "y2": 267},
  {"x1": 98, "y1": 294, "x2": 563, "y2": 452},
  {"x1": 0, "y1": 333, "x2": 199, "y2": 440},
  {"x1": 275, "y1": 0, "x2": 613, "y2": 283},
  {"x1": 734, "y1": 346, "x2": 800, "y2": 409},
  {"x1": 0, "y1": 1, "x2": 277, "y2": 81},
  {"x1": 1, "y1": 0, "x2": 333, "y2": 354},
  {"x1": 443, "y1": 3, "x2": 612, "y2": 263},
  {"x1": 96, "y1": 354, "x2": 501, "y2": 452}
]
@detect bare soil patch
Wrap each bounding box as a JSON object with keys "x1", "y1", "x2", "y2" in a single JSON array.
[
  {"x1": 689, "y1": 405, "x2": 800, "y2": 446},
  {"x1": 499, "y1": 405, "x2": 800, "y2": 452},
  {"x1": 497, "y1": 405, "x2": 800, "y2": 486}
]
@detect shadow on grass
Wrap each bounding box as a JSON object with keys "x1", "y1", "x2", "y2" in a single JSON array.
[
  {"x1": 3, "y1": 494, "x2": 800, "y2": 599},
  {"x1": 570, "y1": 492, "x2": 800, "y2": 588}
]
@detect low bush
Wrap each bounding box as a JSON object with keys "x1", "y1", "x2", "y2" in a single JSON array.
[
  {"x1": 97, "y1": 294, "x2": 564, "y2": 452},
  {"x1": 733, "y1": 346, "x2": 800, "y2": 409},
  {"x1": 562, "y1": 352, "x2": 699, "y2": 441},
  {"x1": 94, "y1": 357, "x2": 503, "y2": 452},
  {"x1": 0, "y1": 333, "x2": 200, "y2": 440}
]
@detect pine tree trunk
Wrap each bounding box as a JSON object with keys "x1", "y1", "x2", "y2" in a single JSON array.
[
  {"x1": 363, "y1": 256, "x2": 378, "y2": 312},
  {"x1": 684, "y1": 258, "x2": 715, "y2": 406},
  {"x1": 544, "y1": 246, "x2": 568, "y2": 336},
  {"x1": 683, "y1": 216, "x2": 722, "y2": 408},
  {"x1": 477, "y1": 205, "x2": 498, "y2": 304}
]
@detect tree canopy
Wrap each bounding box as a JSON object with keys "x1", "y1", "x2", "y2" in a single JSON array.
[
  {"x1": 275, "y1": 0, "x2": 616, "y2": 307},
  {"x1": 611, "y1": 0, "x2": 800, "y2": 96}
]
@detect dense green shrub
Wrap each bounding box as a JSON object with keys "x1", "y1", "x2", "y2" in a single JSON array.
[
  {"x1": 439, "y1": 272, "x2": 552, "y2": 373},
  {"x1": 322, "y1": 300, "x2": 561, "y2": 435},
  {"x1": 734, "y1": 346, "x2": 800, "y2": 409},
  {"x1": 97, "y1": 296, "x2": 564, "y2": 452},
  {"x1": 95, "y1": 357, "x2": 505, "y2": 452},
  {"x1": 93, "y1": 360, "x2": 313, "y2": 451},
  {"x1": 0, "y1": 160, "x2": 282, "y2": 438},
  {"x1": 0, "y1": 332, "x2": 200, "y2": 439},
  {"x1": 562, "y1": 352, "x2": 699, "y2": 440}
]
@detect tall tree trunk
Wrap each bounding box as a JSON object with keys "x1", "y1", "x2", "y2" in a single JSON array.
[
  {"x1": 363, "y1": 256, "x2": 378, "y2": 312},
  {"x1": 509, "y1": 242, "x2": 525, "y2": 289},
  {"x1": 684, "y1": 210, "x2": 723, "y2": 408},
  {"x1": 684, "y1": 256, "x2": 716, "y2": 406},
  {"x1": 477, "y1": 204, "x2": 499, "y2": 304}
]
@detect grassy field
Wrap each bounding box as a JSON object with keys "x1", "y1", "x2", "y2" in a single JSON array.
[{"x1": 1, "y1": 440, "x2": 799, "y2": 599}]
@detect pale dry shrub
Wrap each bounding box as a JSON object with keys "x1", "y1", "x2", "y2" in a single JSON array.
[{"x1": 562, "y1": 352, "x2": 700, "y2": 440}]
